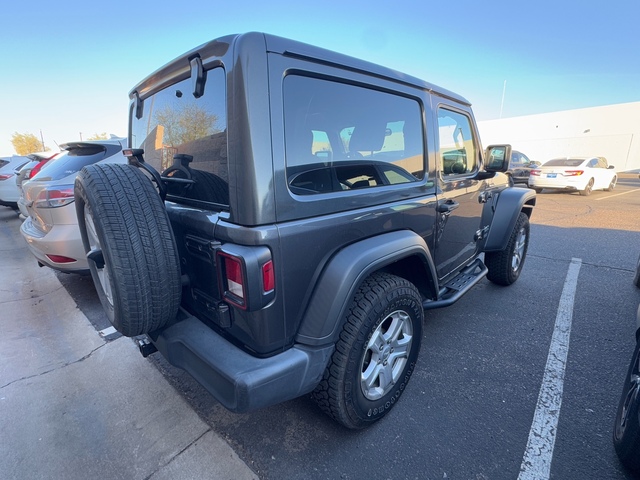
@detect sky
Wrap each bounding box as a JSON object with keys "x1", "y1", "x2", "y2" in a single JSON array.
[{"x1": 1, "y1": 0, "x2": 638, "y2": 156}]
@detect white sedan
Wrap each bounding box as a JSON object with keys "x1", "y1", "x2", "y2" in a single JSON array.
[{"x1": 528, "y1": 156, "x2": 617, "y2": 196}]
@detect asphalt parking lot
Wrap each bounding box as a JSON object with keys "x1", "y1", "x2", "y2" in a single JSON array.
[{"x1": 2, "y1": 175, "x2": 639, "y2": 479}]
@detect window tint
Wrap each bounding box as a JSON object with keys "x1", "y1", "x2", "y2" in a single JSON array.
[
  {"x1": 437, "y1": 108, "x2": 477, "y2": 176},
  {"x1": 544, "y1": 158, "x2": 584, "y2": 167},
  {"x1": 283, "y1": 75, "x2": 424, "y2": 195},
  {"x1": 32, "y1": 145, "x2": 120, "y2": 181},
  {"x1": 131, "y1": 67, "x2": 228, "y2": 206}
]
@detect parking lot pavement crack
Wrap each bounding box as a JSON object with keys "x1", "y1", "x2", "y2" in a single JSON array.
[
  {"x1": 0, "y1": 283, "x2": 67, "y2": 305},
  {"x1": 0, "y1": 342, "x2": 107, "y2": 390},
  {"x1": 141, "y1": 428, "x2": 213, "y2": 480}
]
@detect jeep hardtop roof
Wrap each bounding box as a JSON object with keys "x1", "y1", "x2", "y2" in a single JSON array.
[{"x1": 128, "y1": 32, "x2": 471, "y2": 107}]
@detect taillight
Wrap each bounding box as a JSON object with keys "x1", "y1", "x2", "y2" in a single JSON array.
[
  {"x1": 262, "y1": 260, "x2": 275, "y2": 293},
  {"x1": 563, "y1": 170, "x2": 584, "y2": 176},
  {"x1": 0, "y1": 173, "x2": 13, "y2": 181},
  {"x1": 218, "y1": 252, "x2": 246, "y2": 308},
  {"x1": 530, "y1": 170, "x2": 541, "y2": 176},
  {"x1": 45, "y1": 254, "x2": 77, "y2": 264},
  {"x1": 34, "y1": 185, "x2": 75, "y2": 208},
  {"x1": 216, "y1": 248, "x2": 275, "y2": 311}
]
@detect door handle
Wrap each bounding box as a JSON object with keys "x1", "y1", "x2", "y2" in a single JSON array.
[{"x1": 437, "y1": 200, "x2": 459, "y2": 213}]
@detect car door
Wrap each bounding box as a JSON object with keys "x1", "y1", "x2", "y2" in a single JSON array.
[
  {"x1": 594, "y1": 157, "x2": 614, "y2": 189},
  {"x1": 434, "y1": 107, "x2": 485, "y2": 280}
]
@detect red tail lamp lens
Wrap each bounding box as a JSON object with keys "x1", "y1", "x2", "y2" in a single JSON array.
[
  {"x1": 45, "y1": 254, "x2": 76, "y2": 264},
  {"x1": 221, "y1": 253, "x2": 245, "y2": 303},
  {"x1": 262, "y1": 260, "x2": 274, "y2": 292}
]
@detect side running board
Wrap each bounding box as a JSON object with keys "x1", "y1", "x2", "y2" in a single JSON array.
[{"x1": 422, "y1": 258, "x2": 488, "y2": 310}]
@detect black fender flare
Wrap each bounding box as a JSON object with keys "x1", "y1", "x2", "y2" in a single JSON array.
[
  {"x1": 483, "y1": 187, "x2": 536, "y2": 252},
  {"x1": 295, "y1": 230, "x2": 436, "y2": 346}
]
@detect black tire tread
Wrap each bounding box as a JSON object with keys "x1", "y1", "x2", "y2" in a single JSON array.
[
  {"x1": 613, "y1": 340, "x2": 640, "y2": 473},
  {"x1": 312, "y1": 272, "x2": 422, "y2": 429},
  {"x1": 486, "y1": 211, "x2": 529, "y2": 286},
  {"x1": 75, "y1": 163, "x2": 181, "y2": 336}
]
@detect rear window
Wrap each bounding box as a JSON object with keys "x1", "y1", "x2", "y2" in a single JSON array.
[
  {"x1": 130, "y1": 67, "x2": 228, "y2": 207},
  {"x1": 32, "y1": 145, "x2": 120, "y2": 181},
  {"x1": 0, "y1": 159, "x2": 8, "y2": 169},
  {"x1": 543, "y1": 158, "x2": 585, "y2": 167}
]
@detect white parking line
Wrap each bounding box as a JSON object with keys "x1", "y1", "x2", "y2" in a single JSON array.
[
  {"x1": 595, "y1": 188, "x2": 640, "y2": 201},
  {"x1": 518, "y1": 258, "x2": 582, "y2": 480}
]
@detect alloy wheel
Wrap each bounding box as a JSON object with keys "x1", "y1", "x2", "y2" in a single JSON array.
[{"x1": 360, "y1": 309, "x2": 414, "y2": 401}]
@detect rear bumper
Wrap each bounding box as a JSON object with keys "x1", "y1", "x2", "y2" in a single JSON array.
[
  {"x1": 528, "y1": 177, "x2": 586, "y2": 190},
  {"x1": 20, "y1": 217, "x2": 89, "y2": 272},
  {"x1": 149, "y1": 314, "x2": 334, "y2": 412}
]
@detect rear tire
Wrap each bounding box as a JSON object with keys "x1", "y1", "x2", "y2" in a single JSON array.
[
  {"x1": 312, "y1": 273, "x2": 423, "y2": 429},
  {"x1": 75, "y1": 163, "x2": 182, "y2": 337},
  {"x1": 486, "y1": 212, "x2": 529, "y2": 286},
  {"x1": 606, "y1": 176, "x2": 617, "y2": 192},
  {"x1": 613, "y1": 339, "x2": 640, "y2": 473},
  {"x1": 634, "y1": 254, "x2": 640, "y2": 288},
  {"x1": 580, "y1": 178, "x2": 594, "y2": 196}
]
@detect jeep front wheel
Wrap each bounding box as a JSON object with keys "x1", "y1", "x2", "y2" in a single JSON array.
[
  {"x1": 75, "y1": 163, "x2": 182, "y2": 337},
  {"x1": 485, "y1": 211, "x2": 530, "y2": 286},
  {"x1": 312, "y1": 273, "x2": 423, "y2": 429}
]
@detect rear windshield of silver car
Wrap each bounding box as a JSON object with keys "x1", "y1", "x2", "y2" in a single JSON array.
[
  {"x1": 130, "y1": 67, "x2": 229, "y2": 207},
  {"x1": 32, "y1": 145, "x2": 122, "y2": 181}
]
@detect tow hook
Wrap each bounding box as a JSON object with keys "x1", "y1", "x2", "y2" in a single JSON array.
[{"x1": 137, "y1": 338, "x2": 158, "y2": 357}]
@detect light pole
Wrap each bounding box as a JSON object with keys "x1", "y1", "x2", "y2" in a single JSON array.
[{"x1": 499, "y1": 80, "x2": 507, "y2": 119}]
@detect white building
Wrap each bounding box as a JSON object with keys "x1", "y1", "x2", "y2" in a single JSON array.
[{"x1": 478, "y1": 101, "x2": 640, "y2": 172}]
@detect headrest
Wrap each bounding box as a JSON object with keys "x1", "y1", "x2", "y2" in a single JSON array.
[{"x1": 349, "y1": 120, "x2": 387, "y2": 153}]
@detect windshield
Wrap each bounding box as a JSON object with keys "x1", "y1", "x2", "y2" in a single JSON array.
[{"x1": 130, "y1": 67, "x2": 228, "y2": 207}]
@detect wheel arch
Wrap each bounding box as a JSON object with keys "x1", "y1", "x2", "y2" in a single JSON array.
[
  {"x1": 483, "y1": 187, "x2": 536, "y2": 252},
  {"x1": 295, "y1": 230, "x2": 437, "y2": 346}
]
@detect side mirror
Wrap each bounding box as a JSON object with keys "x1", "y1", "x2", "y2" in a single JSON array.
[
  {"x1": 608, "y1": 165, "x2": 615, "y2": 169},
  {"x1": 485, "y1": 144, "x2": 512, "y2": 172}
]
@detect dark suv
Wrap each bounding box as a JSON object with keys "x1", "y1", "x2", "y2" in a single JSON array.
[{"x1": 74, "y1": 32, "x2": 536, "y2": 429}]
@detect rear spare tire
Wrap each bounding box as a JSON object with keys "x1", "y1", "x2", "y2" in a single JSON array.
[{"x1": 75, "y1": 163, "x2": 182, "y2": 336}]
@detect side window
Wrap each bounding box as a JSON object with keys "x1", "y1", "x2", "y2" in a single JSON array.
[
  {"x1": 130, "y1": 67, "x2": 228, "y2": 206},
  {"x1": 587, "y1": 159, "x2": 598, "y2": 168},
  {"x1": 437, "y1": 108, "x2": 478, "y2": 177},
  {"x1": 283, "y1": 75, "x2": 425, "y2": 195}
]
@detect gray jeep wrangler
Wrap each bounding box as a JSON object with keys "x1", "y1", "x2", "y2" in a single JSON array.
[{"x1": 74, "y1": 32, "x2": 535, "y2": 429}]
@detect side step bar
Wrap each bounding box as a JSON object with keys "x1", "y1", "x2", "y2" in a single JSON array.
[{"x1": 422, "y1": 258, "x2": 488, "y2": 310}]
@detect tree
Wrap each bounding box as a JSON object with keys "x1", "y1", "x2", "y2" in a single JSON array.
[
  {"x1": 87, "y1": 132, "x2": 109, "y2": 140},
  {"x1": 11, "y1": 132, "x2": 45, "y2": 155},
  {"x1": 154, "y1": 103, "x2": 219, "y2": 147}
]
